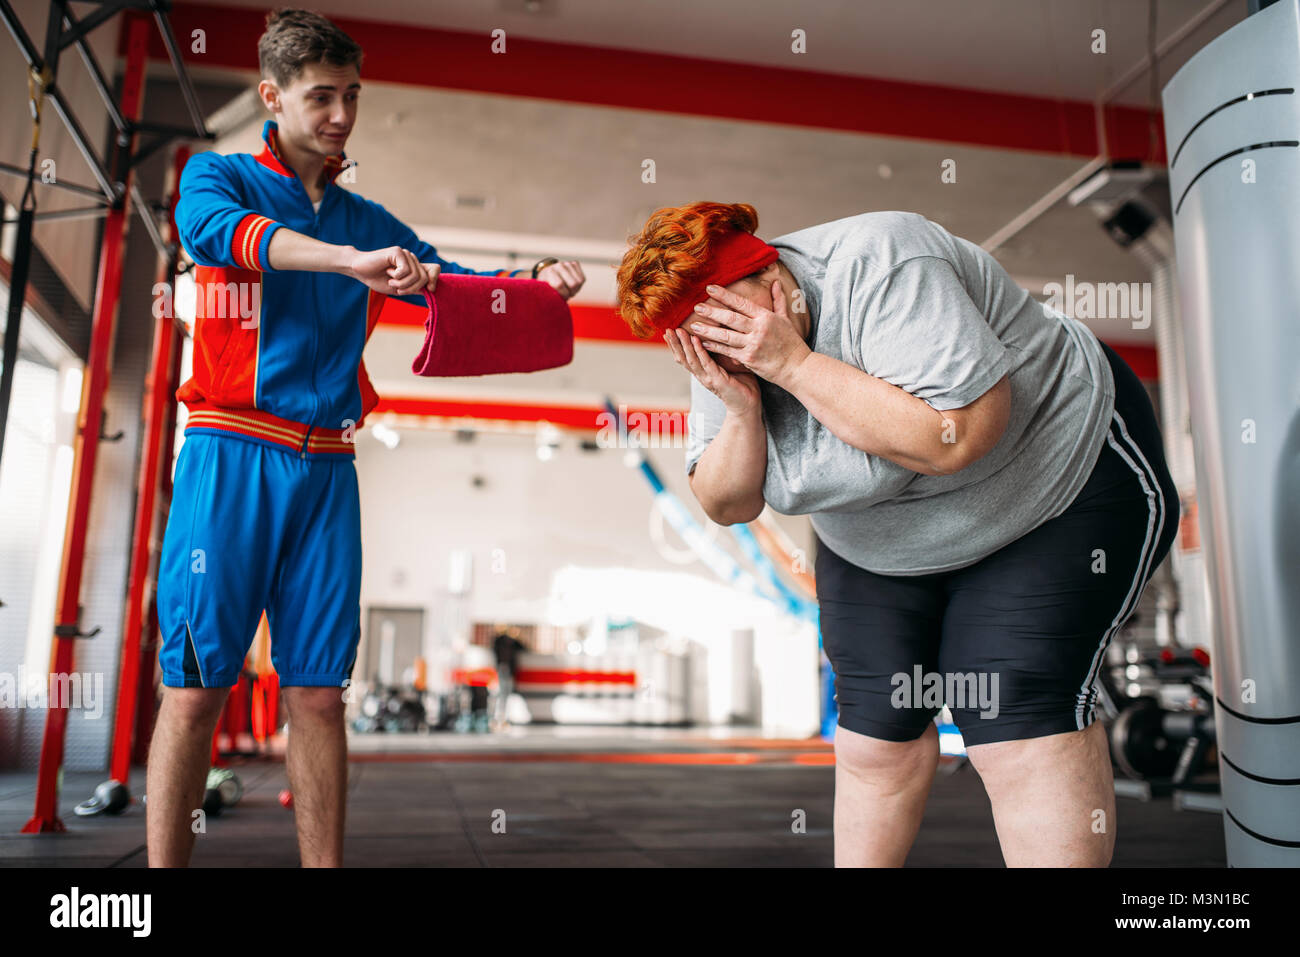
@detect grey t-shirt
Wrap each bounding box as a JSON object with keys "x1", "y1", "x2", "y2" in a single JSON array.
[{"x1": 684, "y1": 211, "x2": 1116, "y2": 576}]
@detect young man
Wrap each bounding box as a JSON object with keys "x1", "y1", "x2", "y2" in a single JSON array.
[{"x1": 148, "y1": 9, "x2": 585, "y2": 867}]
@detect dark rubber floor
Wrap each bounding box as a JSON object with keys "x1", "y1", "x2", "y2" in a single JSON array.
[{"x1": 0, "y1": 737, "x2": 1227, "y2": 867}]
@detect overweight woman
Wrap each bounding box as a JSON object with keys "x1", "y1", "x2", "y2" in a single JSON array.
[{"x1": 615, "y1": 202, "x2": 1179, "y2": 867}]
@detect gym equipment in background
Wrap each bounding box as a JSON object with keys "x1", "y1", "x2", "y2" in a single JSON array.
[
  {"x1": 73, "y1": 779, "x2": 130, "y2": 817},
  {"x1": 1103, "y1": 642, "x2": 1219, "y2": 808},
  {"x1": 350, "y1": 684, "x2": 429, "y2": 733}
]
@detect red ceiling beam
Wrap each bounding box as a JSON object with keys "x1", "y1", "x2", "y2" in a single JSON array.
[
  {"x1": 367, "y1": 337, "x2": 1157, "y2": 432},
  {"x1": 375, "y1": 293, "x2": 1160, "y2": 383},
  {"x1": 142, "y1": 3, "x2": 1165, "y2": 161},
  {"x1": 370, "y1": 337, "x2": 1158, "y2": 432},
  {"x1": 380, "y1": 296, "x2": 1162, "y2": 375},
  {"x1": 371, "y1": 395, "x2": 687, "y2": 434}
]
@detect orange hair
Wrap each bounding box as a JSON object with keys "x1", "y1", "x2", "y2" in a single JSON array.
[{"x1": 615, "y1": 202, "x2": 763, "y2": 340}]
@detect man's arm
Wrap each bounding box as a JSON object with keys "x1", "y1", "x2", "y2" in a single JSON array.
[
  {"x1": 368, "y1": 201, "x2": 531, "y2": 306},
  {"x1": 264, "y1": 229, "x2": 356, "y2": 273},
  {"x1": 175, "y1": 152, "x2": 286, "y2": 272},
  {"x1": 174, "y1": 153, "x2": 407, "y2": 290},
  {"x1": 175, "y1": 153, "x2": 490, "y2": 299}
]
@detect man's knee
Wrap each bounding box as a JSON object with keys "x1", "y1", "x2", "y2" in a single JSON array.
[
  {"x1": 283, "y1": 686, "x2": 346, "y2": 723},
  {"x1": 159, "y1": 687, "x2": 230, "y2": 730}
]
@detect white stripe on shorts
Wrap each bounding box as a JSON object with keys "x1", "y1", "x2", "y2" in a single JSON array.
[{"x1": 1075, "y1": 409, "x2": 1168, "y2": 729}]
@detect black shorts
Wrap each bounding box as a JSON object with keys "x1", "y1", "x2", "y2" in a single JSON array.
[{"x1": 815, "y1": 340, "x2": 1180, "y2": 747}]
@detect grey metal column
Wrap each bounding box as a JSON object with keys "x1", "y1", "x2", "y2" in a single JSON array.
[{"x1": 1161, "y1": 0, "x2": 1300, "y2": 865}]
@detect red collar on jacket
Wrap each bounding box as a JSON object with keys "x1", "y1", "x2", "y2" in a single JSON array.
[{"x1": 254, "y1": 119, "x2": 348, "y2": 186}]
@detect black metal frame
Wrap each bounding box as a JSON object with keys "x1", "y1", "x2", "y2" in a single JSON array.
[{"x1": 0, "y1": 0, "x2": 213, "y2": 469}]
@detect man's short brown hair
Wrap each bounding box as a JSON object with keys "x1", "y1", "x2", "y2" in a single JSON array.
[{"x1": 257, "y1": 8, "x2": 363, "y2": 88}]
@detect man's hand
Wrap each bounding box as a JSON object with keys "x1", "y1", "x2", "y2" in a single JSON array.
[
  {"x1": 537, "y1": 260, "x2": 586, "y2": 300},
  {"x1": 348, "y1": 246, "x2": 440, "y2": 297},
  {"x1": 684, "y1": 280, "x2": 812, "y2": 388}
]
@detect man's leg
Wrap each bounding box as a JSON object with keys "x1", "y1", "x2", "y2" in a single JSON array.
[
  {"x1": 281, "y1": 686, "x2": 347, "y2": 867},
  {"x1": 150, "y1": 433, "x2": 288, "y2": 867},
  {"x1": 146, "y1": 687, "x2": 230, "y2": 867},
  {"x1": 268, "y1": 454, "x2": 363, "y2": 868}
]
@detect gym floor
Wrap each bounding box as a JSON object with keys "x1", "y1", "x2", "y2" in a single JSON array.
[{"x1": 0, "y1": 728, "x2": 1226, "y2": 867}]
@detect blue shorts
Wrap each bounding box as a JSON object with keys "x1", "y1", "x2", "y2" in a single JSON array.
[
  {"x1": 156, "y1": 431, "x2": 362, "y2": 688},
  {"x1": 815, "y1": 340, "x2": 1180, "y2": 747}
]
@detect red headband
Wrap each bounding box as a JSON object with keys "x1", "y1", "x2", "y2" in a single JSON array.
[{"x1": 655, "y1": 230, "x2": 780, "y2": 333}]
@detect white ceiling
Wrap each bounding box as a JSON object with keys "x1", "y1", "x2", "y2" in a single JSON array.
[{"x1": 209, "y1": 0, "x2": 1244, "y2": 107}]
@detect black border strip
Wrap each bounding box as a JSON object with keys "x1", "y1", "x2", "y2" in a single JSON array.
[
  {"x1": 1170, "y1": 88, "x2": 1294, "y2": 169},
  {"x1": 1175, "y1": 141, "x2": 1300, "y2": 215},
  {"x1": 1224, "y1": 807, "x2": 1300, "y2": 848},
  {"x1": 1220, "y1": 751, "x2": 1300, "y2": 785},
  {"x1": 1215, "y1": 696, "x2": 1300, "y2": 724},
  {"x1": 1175, "y1": 141, "x2": 1294, "y2": 214}
]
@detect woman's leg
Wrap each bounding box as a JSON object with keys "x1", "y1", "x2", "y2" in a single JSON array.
[
  {"x1": 937, "y1": 343, "x2": 1178, "y2": 866},
  {"x1": 834, "y1": 721, "x2": 940, "y2": 867},
  {"x1": 964, "y1": 722, "x2": 1115, "y2": 866},
  {"x1": 814, "y1": 536, "x2": 947, "y2": 866}
]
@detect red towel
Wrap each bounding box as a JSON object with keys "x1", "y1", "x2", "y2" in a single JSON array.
[{"x1": 410, "y1": 274, "x2": 574, "y2": 377}]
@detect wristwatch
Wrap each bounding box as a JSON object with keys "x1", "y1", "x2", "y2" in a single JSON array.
[{"x1": 531, "y1": 256, "x2": 560, "y2": 279}]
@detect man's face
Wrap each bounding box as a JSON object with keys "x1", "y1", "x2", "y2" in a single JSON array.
[{"x1": 262, "y1": 61, "x2": 360, "y2": 157}]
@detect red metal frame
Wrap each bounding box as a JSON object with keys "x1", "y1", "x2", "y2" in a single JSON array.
[
  {"x1": 107, "y1": 143, "x2": 190, "y2": 788},
  {"x1": 130, "y1": 595, "x2": 160, "y2": 766},
  {"x1": 133, "y1": 264, "x2": 186, "y2": 767},
  {"x1": 250, "y1": 672, "x2": 280, "y2": 746},
  {"x1": 210, "y1": 670, "x2": 247, "y2": 767},
  {"x1": 23, "y1": 12, "x2": 151, "y2": 834}
]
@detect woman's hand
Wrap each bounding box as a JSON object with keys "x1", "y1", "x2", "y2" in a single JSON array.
[
  {"x1": 537, "y1": 260, "x2": 586, "y2": 300},
  {"x1": 685, "y1": 279, "x2": 811, "y2": 389},
  {"x1": 664, "y1": 325, "x2": 761, "y2": 416}
]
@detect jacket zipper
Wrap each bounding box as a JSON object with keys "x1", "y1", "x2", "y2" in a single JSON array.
[
  {"x1": 309, "y1": 188, "x2": 323, "y2": 440},
  {"x1": 292, "y1": 172, "x2": 325, "y2": 452},
  {"x1": 277, "y1": 142, "x2": 335, "y2": 457}
]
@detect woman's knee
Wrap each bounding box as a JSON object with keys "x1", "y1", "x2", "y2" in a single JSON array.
[
  {"x1": 835, "y1": 721, "x2": 937, "y2": 780},
  {"x1": 966, "y1": 722, "x2": 1106, "y2": 783}
]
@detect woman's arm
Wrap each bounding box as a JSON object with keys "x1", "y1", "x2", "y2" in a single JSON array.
[
  {"x1": 691, "y1": 263, "x2": 1012, "y2": 478},
  {"x1": 688, "y1": 281, "x2": 959, "y2": 476},
  {"x1": 688, "y1": 402, "x2": 768, "y2": 524},
  {"x1": 667, "y1": 328, "x2": 769, "y2": 525},
  {"x1": 779, "y1": 353, "x2": 958, "y2": 476}
]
